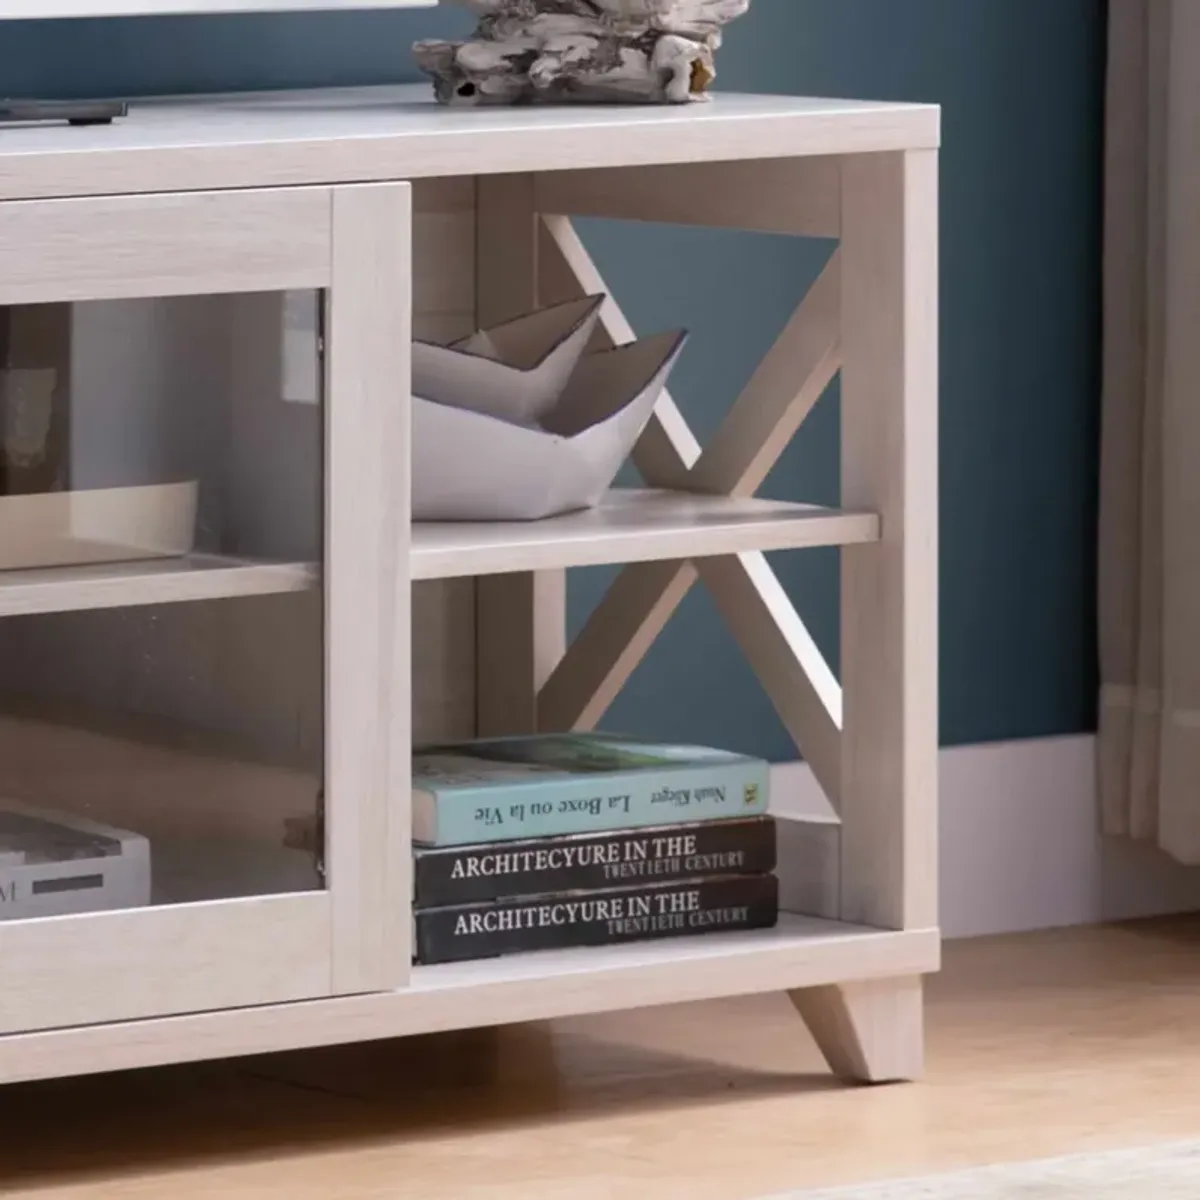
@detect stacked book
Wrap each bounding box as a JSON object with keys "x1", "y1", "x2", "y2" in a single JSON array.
[{"x1": 412, "y1": 733, "x2": 779, "y2": 965}]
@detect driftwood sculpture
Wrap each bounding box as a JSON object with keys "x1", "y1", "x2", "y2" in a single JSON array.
[{"x1": 413, "y1": 0, "x2": 752, "y2": 106}]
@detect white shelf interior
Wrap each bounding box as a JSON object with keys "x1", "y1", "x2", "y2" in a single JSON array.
[{"x1": 412, "y1": 489, "x2": 879, "y2": 581}]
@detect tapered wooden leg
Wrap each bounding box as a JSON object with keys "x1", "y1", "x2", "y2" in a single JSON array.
[{"x1": 790, "y1": 976, "x2": 924, "y2": 1084}]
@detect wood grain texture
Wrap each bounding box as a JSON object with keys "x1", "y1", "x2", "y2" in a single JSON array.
[
  {"x1": 0, "y1": 189, "x2": 332, "y2": 305},
  {"x1": 0, "y1": 894, "x2": 330, "y2": 1039},
  {"x1": 790, "y1": 976, "x2": 925, "y2": 1084},
  {"x1": 390, "y1": 190, "x2": 478, "y2": 746},
  {"x1": 838, "y1": 151, "x2": 940, "y2": 932},
  {"x1": 413, "y1": 491, "x2": 878, "y2": 581},
  {"x1": 0, "y1": 556, "x2": 314, "y2": 617},
  {"x1": 0, "y1": 919, "x2": 939, "y2": 1084},
  {"x1": 0, "y1": 87, "x2": 938, "y2": 203},
  {"x1": 325, "y1": 184, "x2": 413, "y2": 991},
  {"x1": 475, "y1": 173, "x2": 566, "y2": 737},
  {"x1": 534, "y1": 158, "x2": 842, "y2": 236}
]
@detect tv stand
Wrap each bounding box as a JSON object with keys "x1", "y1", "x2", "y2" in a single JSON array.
[{"x1": 0, "y1": 85, "x2": 940, "y2": 1090}]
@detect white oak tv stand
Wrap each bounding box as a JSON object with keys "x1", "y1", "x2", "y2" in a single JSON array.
[{"x1": 0, "y1": 85, "x2": 939, "y2": 1087}]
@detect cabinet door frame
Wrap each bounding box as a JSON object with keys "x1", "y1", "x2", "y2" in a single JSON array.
[
  {"x1": 0, "y1": 183, "x2": 412, "y2": 1036},
  {"x1": 325, "y1": 184, "x2": 413, "y2": 991}
]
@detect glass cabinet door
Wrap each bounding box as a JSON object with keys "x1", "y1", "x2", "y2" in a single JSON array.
[{"x1": 0, "y1": 185, "x2": 411, "y2": 1035}]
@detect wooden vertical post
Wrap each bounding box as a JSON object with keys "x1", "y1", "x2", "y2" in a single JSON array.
[
  {"x1": 791, "y1": 149, "x2": 939, "y2": 1082},
  {"x1": 836, "y1": 149, "x2": 939, "y2": 934},
  {"x1": 475, "y1": 175, "x2": 567, "y2": 736},
  {"x1": 326, "y1": 183, "x2": 413, "y2": 991}
]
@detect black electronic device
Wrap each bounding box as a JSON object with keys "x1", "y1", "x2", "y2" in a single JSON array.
[{"x1": 0, "y1": 100, "x2": 128, "y2": 127}]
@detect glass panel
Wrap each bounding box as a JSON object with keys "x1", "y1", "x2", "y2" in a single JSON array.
[{"x1": 0, "y1": 291, "x2": 325, "y2": 920}]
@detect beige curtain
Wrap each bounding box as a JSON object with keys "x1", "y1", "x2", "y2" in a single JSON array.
[{"x1": 1100, "y1": 0, "x2": 1200, "y2": 861}]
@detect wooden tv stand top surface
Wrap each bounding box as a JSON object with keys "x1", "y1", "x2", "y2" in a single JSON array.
[{"x1": 0, "y1": 84, "x2": 939, "y2": 201}]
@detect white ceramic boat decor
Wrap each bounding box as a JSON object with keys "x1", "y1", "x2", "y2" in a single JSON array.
[
  {"x1": 412, "y1": 294, "x2": 604, "y2": 426},
  {"x1": 413, "y1": 328, "x2": 687, "y2": 522}
]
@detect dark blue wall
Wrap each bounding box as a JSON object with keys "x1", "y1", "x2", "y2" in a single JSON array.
[
  {"x1": 0, "y1": 0, "x2": 1106, "y2": 756},
  {"x1": 0, "y1": 7, "x2": 469, "y2": 96}
]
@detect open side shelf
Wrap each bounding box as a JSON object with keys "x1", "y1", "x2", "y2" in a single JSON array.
[{"x1": 412, "y1": 489, "x2": 878, "y2": 581}]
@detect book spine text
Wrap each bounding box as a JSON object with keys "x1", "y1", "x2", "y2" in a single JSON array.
[
  {"x1": 414, "y1": 817, "x2": 776, "y2": 906},
  {"x1": 414, "y1": 874, "x2": 779, "y2": 964},
  {"x1": 424, "y1": 761, "x2": 768, "y2": 846}
]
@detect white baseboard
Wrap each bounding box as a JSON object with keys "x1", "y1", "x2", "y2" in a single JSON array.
[{"x1": 770, "y1": 735, "x2": 1200, "y2": 939}]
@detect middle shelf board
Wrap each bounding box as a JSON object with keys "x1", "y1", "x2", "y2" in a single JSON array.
[
  {"x1": 0, "y1": 555, "x2": 316, "y2": 618},
  {"x1": 411, "y1": 490, "x2": 880, "y2": 581},
  {"x1": 0, "y1": 491, "x2": 875, "y2": 615}
]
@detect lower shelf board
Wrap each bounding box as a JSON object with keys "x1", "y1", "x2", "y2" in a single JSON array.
[
  {"x1": 0, "y1": 917, "x2": 940, "y2": 1086},
  {"x1": 408, "y1": 915, "x2": 940, "y2": 1021}
]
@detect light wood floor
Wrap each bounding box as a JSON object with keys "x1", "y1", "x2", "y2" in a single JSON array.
[{"x1": 2, "y1": 917, "x2": 1199, "y2": 1199}]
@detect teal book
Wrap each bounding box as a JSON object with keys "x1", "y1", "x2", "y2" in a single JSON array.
[{"x1": 412, "y1": 733, "x2": 769, "y2": 847}]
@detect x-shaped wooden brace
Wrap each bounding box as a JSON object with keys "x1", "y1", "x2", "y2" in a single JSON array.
[{"x1": 535, "y1": 215, "x2": 845, "y2": 805}]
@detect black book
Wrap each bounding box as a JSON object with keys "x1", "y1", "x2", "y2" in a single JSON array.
[
  {"x1": 414, "y1": 816, "x2": 776, "y2": 907},
  {"x1": 414, "y1": 873, "x2": 778, "y2": 965}
]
